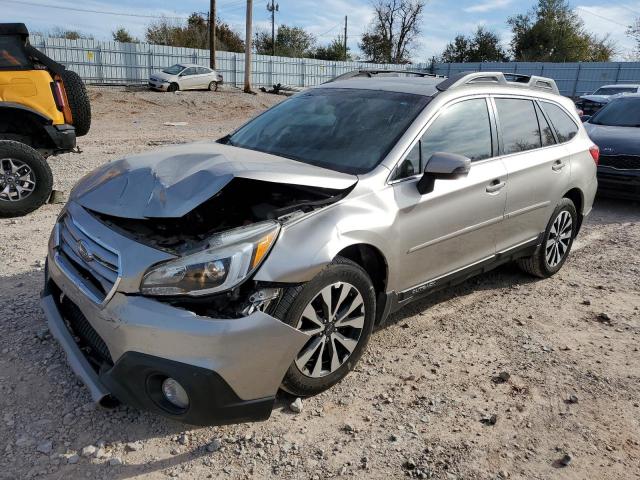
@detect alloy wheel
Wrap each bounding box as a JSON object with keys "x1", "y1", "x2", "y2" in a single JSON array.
[
  {"x1": 545, "y1": 210, "x2": 573, "y2": 268},
  {"x1": 0, "y1": 158, "x2": 36, "y2": 202},
  {"x1": 294, "y1": 281, "x2": 365, "y2": 378}
]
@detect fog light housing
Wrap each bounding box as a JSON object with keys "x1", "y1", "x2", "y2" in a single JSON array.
[{"x1": 161, "y1": 378, "x2": 189, "y2": 409}]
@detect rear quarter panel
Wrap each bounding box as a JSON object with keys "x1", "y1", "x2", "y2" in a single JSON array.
[{"x1": 0, "y1": 70, "x2": 63, "y2": 124}]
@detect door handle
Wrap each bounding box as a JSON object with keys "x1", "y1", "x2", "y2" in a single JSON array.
[
  {"x1": 486, "y1": 179, "x2": 506, "y2": 193},
  {"x1": 552, "y1": 160, "x2": 566, "y2": 171}
]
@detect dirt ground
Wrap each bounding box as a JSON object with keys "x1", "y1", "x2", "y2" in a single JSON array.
[{"x1": 0, "y1": 87, "x2": 639, "y2": 480}]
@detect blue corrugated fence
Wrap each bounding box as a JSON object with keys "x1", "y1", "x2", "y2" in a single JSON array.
[{"x1": 30, "y1": 36, "x2": 640, "y2": 96}]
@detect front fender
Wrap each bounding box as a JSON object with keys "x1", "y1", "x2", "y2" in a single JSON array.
[{"x1": 254, "y1": 189, "x2": 395, "y2": 285}]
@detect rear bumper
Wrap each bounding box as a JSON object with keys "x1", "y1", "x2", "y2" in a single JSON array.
[
  {"x1": 44, "y1": 123, "x2": 76, "y2": 151},
  {"x1": 597, "y1": 167, "x2": 640, "y2": 199}
]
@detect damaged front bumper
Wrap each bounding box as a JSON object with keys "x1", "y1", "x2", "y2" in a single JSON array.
[{"x1": 42, "y1": 204, "x2": 309, "y2": 426}]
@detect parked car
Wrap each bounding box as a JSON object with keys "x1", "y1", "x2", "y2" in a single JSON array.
[
  {"x1": 0, "y1": 23, "x2": 91, "y2": 217},
  {"x1": 583, "y1": 95, "x2": 640, "y2": 199},
  {"x1": 575, "y1": 84, "x2": 640, "y2": 116},
  {"x1": 149, "y1": 63, "x2": 223, "y2": 92},
  {"x1": 42, "y1": 71, "x2": 598, "y2": 425}
]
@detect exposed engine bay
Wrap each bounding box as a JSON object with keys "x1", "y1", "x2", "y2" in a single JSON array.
[{"x1": 89, "y1": 178, "x2": 349, "y2": 255}]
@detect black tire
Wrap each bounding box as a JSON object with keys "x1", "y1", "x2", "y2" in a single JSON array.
[
  {"x1": 208, "y1": 81, "x2": 219, "y2": 92},
  {"x1": 517, "y1": 198, "x2": 578, "y2": 278},
  {"x1": 270, "y1": 257, "x2": 376, "y2": 397},
  {"x1": 0, "y1": 141, "x2": 53, "y2": 218},
  {"x1": 60, "y1": 69, "x2": 91, "y2": 137},
  {"x1": 168, "y1": 83, "x2": 179, "y2": 92}
]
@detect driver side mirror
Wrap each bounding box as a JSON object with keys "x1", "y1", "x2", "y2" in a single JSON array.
[{"x1": 417, "y1": 152, "x2": 471, "y2": 195}]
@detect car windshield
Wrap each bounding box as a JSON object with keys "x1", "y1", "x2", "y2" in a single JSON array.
[
  {"x1": 592, "y1": 86, "x2": 637, "y2": 96},
  {"x1": 590, "y1": 97, "x2": 640, "y2": 127},
  {"x1": 225, "y1": 88, "x2": 431, "y2": 174},
  {"x1": 162, "y1": 64, "x2": 185, "y2": 75}
]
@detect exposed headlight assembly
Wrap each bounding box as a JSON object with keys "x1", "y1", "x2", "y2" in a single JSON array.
[{"x1": 140, "y1": 221, "x2": 280, "y2": 296}]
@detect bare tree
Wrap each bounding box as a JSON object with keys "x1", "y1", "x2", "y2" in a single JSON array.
[{"x1": 359, "y1": 0, "x2": 425, "y2": 63}]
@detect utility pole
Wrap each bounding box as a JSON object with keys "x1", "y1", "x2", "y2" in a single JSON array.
[
  {"x1": 244, "y1": 0, "x2": 253, "y2": 93},
  {"x1": 343, "y1": 15, "x2": 348, "y2": 61},
  {"x1": 209, "y1": 0, "x2": 216, "y2": 69},
  {"x1": 267, "y1": 0, "x2": 279, "y2": 57}
]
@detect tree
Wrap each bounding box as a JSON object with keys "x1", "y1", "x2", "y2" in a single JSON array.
[
  {"x1": 628, "y1": 18, "x2": 640, "y2": 60},
  {"x1": 145, "y1": 13, "x2": 244, "y2": 52},
  {"x1": 46, "y1": 27, "x2": 92, "y2": 40},
  {"x1": 508, "y1": 0, "x2": 615, "y2": 62},
  {"x1": 255, "y1": 25, "x2": 316, "y2": 57},
  {"x1": 112, "y1": 27, "x2": 137, "y2": 43},
  {"x1": 314, "y1": 36, "x2": 350, "y2": 61},
  {"x1": 440, "y1": 27, "x2": 507, "y2": 63},
  {"x1": 440, "y1": 35, "x2": 470, "y2": 63},
  {"x1": 359, "y1": 0, "x2": 425, "y2": 63}
]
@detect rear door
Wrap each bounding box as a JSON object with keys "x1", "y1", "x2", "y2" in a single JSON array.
[
  {"x1": 493, "y1": 96, "x2": 571, "y2": 252},
  {"x1": 390, "y1": 97, "x2": 508, "y2": 294}
]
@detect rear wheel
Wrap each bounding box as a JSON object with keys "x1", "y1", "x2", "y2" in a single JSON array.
[
  {"x1": 271, "y1": 257, "x2": 376, "y2": 396},
  {"x1": 60, "y1": 69, "x2": 91, "y2": 137},
  {"x1": 0, "y1": 141, "x2": 53, "y2": 218},
  {"x1": 517, "y1": 198, "x2": 578, "y2": 278},
  {"x1": 208, "y1": 81, "x2": 219, "y2": 91}
]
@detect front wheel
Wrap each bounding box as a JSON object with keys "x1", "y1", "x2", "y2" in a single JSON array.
[
  {"x1": 0, "y1": 141, "x2": 53, "y2": 218},
  {"x1": 167, "y1": 83, "x2": 179, "y2": 92},
  {"x1": 271, "y1": 257, "x2": 376, "y2": 397},
  {"x1": 517, "y1": 198, "x2": 578, "y2": 278}
]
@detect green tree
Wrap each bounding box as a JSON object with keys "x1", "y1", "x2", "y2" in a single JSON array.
[
  {"x1": 508, "y1": 0, "x2": 615, "y2": 61},
  {"x1": 47, "y1": 27, "x2": 92, "y2": 40},
  {"x1": 112, "y1": 27, "x2": 137, "y2": 43},
  {"x1": 440, "y1": 27, "x2": 507, "y2": 63},
  {"x1": 314, "y1": 36, "x2": 350, "y2": 61},
  {"x1": 359, "y1": 0, "x2": 425, "y2": 63},
  {"x1": 255, "y1": 25, "x2": 316, "y2": 57},
  {"x1": 145, "y1": 13, "x2": 244, "y2": 52}
]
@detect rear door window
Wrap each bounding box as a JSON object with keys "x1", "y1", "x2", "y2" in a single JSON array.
[
  {"x1": 540, "y1": 102, "x2": 578, "y2": 143},
  {"x1": 0, "y1": 37, "x2": 30, "y2": 69},
  {"x1": 495, "y1": 98, "x2": 542, "y2": 154},
  {"x1": 535, "y1": 103, "x2": 556, "y2": 147}
]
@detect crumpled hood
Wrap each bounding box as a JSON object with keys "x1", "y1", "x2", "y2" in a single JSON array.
[
  {"x1": 579, "y1": 95, "x2": 612, "y2": 104},
  {"x1": 584, "y1": 123, "x2": 640, "y2": 155},
  {"x1": 72, "y1": 141, "x2": 358, "y2": 219}
]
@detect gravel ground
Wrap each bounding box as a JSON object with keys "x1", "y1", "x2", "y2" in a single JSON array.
[{"x1": 0, "y1": 87, "x2": 639, "y2": 480}]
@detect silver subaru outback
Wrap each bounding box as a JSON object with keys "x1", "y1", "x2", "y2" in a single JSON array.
[{"x1": 42, "y1": 71, "x2": 598, "y2": 425}]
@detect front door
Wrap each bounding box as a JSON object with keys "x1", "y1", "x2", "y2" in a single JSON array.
[{"x1": 390, "y1": 97, "x2": 508, "y2": 295}]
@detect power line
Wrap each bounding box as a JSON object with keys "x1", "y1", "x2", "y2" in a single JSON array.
[
  {"x1": 4, "y1": 0, "x2": 190, "y2": 20},
  {"x1": 576, "y1": 7, "x2": 631, "y2": 29}
]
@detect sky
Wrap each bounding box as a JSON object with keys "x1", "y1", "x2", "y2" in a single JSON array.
[{"x1": 3, "y1": 0, "x2": 639, "y2": 61}]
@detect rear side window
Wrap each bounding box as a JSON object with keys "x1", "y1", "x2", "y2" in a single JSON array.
[
  {"x1": 541, "y1": 102, "x2": 578, "y2": 143},
  {"x1": 495, "y1": 98, "x2": 541, "y2": 154},
  {"x1": 535, "y1": 103, "x2": 556, "y2": 147},
  {"x1": 0, "y1": 36, "x2": 30, "y2": 69}
]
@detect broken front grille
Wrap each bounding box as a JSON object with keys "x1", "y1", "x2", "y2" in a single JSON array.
[
  {"x1": 56, "y1": 213, "x2": 120, "y2": 304},
  {"x1": 600, "y1": 155, "x2": 640, "y2": 171}
]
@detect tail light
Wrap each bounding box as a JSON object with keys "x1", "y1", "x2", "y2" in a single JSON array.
[
  {"x1": 50, "y1": 75, "x2": 74, "y2": 124},
  {"x1": 589, "y1": 145, "x2": 600, "y2": 166}
]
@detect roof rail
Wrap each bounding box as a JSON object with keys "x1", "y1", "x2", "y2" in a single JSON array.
[
  {"x1": 326, "y1": 69, "x2": 444, "y2": 83},
  {"x1": 436, "y1": 71, "x2": 560, "y2": 95}
]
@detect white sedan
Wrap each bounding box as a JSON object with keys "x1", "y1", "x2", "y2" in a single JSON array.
[{"x1": 149, "y1": 63, "x2": 223, "y2": 92}]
